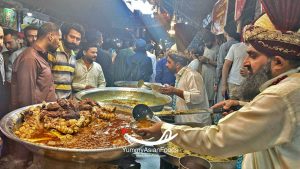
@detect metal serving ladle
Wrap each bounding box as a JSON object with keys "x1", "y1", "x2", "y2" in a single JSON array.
[
  {"x1": 137, "y1": 80, "x2": 151, "y2": 88},
  {"x1": 132, "y1": 104, "x2": 154, "y2": 121},
  {"x1": 132, "y1": 104, "x2": 241, "y2": 121}
]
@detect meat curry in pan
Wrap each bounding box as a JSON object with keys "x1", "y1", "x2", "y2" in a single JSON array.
[{"x1": 14, "y1": 99, "x2": 140, "y2": 149}]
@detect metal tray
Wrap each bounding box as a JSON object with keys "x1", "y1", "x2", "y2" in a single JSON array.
[
  {"x1": 75, "y1": 87, "x2": 171, "y2": 112},
  {"x1": 0, "y1": 104, "x2": 141, "y2": 162}
]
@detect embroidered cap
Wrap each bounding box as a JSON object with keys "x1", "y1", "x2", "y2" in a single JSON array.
[{"x1": 243, "y1": 14, "x2": 300, "y2": 59}]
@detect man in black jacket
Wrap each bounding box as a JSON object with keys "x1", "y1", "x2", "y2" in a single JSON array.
[{"x1": 125, "y1": 39, "x2": 153, "y2": 82}]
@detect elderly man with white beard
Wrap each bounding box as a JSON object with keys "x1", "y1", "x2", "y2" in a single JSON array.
[{"x1": 136, "y1": 14, "x2": 300, "y2": 169}]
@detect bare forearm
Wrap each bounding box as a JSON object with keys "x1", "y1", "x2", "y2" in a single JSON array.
[
  {"x1": 222, "y1": 67, "x2": 229, "y2": 86},
  {"x1": 174, "y1": 88, "x2": 184, "y2": 99},
  {"x1": 222, "y1": 61, "x2": 232, "y2": 86}
]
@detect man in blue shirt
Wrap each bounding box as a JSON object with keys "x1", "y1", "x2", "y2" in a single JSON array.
[{"x1": 155, "y1": 56, "x2": 176, "y2": 86}]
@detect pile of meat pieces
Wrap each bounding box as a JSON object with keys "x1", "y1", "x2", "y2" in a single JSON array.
[{"x1": 40, "y1": 98, "x2": 98, "y2": 120}]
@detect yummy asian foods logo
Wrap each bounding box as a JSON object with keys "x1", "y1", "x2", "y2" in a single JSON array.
[
  {"x1": 122, "y1": 145, "x2": 179, "y2": 156},
  {"x1": 124, "y1": 129, "x2": 178, "y2": 146}
]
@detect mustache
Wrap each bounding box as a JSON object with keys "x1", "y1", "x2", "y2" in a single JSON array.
[
  {"x1": 63, "y1": 40, "x2": 79, "y2": 50},
  {"x1": 238, "y1": 61, "x2": 272, "y2": 101},
  {"x1": 84, "y1": 56, "x2": 95, "y2": 63},
  {"x1": 245, "y1": 65, "x2": 253, "y2": 74}
]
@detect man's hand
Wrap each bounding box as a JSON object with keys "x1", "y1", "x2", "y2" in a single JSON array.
[
  {"x1": 135, "y1": 122, "x2": 164, "y2": 140},
  {"x1": 221, "y1": 84, "x2": 228, "y2": 97},
  {"x1": 160, "y1": 85, "x2": 176, "y2": 95},
  {"x1": 160, "y1": 85, "x2": 184, "y2": 99},
  {"x1": 199, "y1": 56, "x2": 208, "y2": 63},
  {"x1": 85, "y1": 85, "x2": 95, "y2": 89},
  {"x1": 211, "y1": 100, "x2": 240, "y2": 116}
]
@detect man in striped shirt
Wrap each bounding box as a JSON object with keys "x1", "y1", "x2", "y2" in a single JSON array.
[{"x1": 48, "y1": 23, "x2": 84, "y2": 98}]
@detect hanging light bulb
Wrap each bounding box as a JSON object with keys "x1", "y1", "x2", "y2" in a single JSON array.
[{"x1": 168, "y1": 14, "x2": 176, "y2": 36}]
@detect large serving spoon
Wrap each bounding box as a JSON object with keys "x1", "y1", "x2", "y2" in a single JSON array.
[
  {"x1": 137, "y1": 80, "x2": 151, "y2": 88},
  {"x1": 132, "y1": 104, "x2": 241, "y2": 121},
  {"x1": 132, "y1": 104, "x2": 154, "y2": 121}
]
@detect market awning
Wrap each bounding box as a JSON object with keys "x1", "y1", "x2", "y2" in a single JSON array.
[{"x1": 14, "y1": 0, "x2": 136, "y2": 32}]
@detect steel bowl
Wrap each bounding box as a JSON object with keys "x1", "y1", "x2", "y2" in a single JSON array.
[
  {"x1": 158, "y1": 122, "x2": 237, "y2": 169},
  {"x1": 0, "y1": 104, "x2": 142, "y2": 162},
  {"x1": 75, "y1": 87, "x2": 172, "y2": 112},
  {"x1": 179, "y1": 156, "x2": 212, "y2": 169},
  {"x1": 160, "y1": 144, "x2": 237, "y2": 169},
  {"x1": 158, "y1": 123, "x2": 208, "y2": 166}
]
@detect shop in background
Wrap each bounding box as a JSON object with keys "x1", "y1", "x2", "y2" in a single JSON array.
[{"x1": 0, "y1": 7, "x2": 17, "y2": 29}]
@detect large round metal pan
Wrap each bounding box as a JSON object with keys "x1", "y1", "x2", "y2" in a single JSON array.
[
  {"x1": 0, "y1": 104, "x2": 141, "y2": 162},
  {"x1": 75, "y1": 87, "x2": 172, "y2": 112}
]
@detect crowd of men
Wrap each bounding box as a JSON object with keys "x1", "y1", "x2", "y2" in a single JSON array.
[
  {"x1": 0, "y1": 23, "x2": 108, "y2": 116},
  {"x1": 0, "y1": 18, "x2": 264, "y2": 124},
  {"x1": 0, "y1": 3, "x2": 299, "y2": 167}
]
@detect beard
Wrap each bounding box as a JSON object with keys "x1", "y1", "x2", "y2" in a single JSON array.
[
  {"x1": 63, "y1": 39, "x2": 79, "y2": 50},
  {"x1": 239, "y1": 60, "x2": 273, "y2": 101},
  {"x1": 26, "y1": 39, "x2": 35, "y2": 47},
  {"x1": 205, "y1": 43, "x2": 213, "y2": 49},
  {"x1": 167, "y1": 66, "x2": 176, "y2": 74},
  {"x1": 206, "y1": 44, "x2": 213, "y2": 49},
  {"x1": 84, "y1": 56, "x2": 94, "y2": 64},
  {"x1": 48, "y1": 44, "x2": 58, "y2": 54}
]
